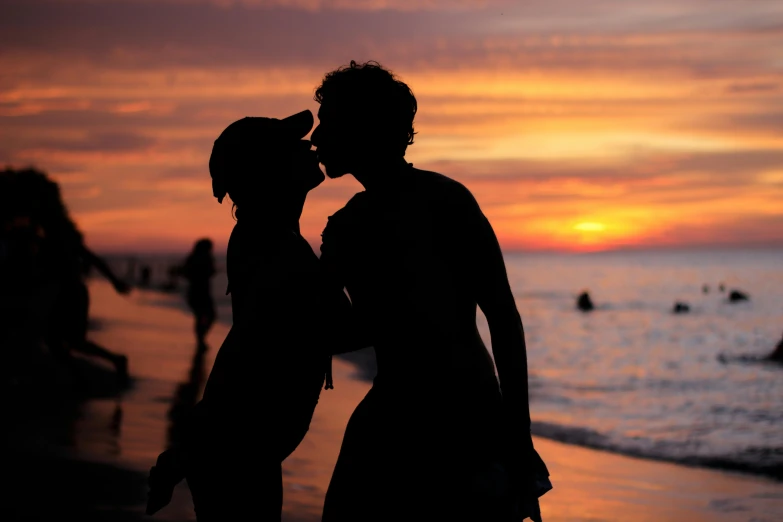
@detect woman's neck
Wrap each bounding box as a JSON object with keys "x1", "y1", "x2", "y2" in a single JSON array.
[{"x1": 236, "y1": 208, "x2": 301, "y2": 235}]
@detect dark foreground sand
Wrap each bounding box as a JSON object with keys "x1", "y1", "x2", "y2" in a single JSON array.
[{"x1": 7, "y1": 280, "x2": 783, "y2": 521}]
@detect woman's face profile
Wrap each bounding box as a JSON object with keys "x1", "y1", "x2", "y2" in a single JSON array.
[
  {"x1": 224, "y1": 139, "x2": 324, "y2": 207},
  {"x1": 288, "y1": 141, "x2": 325, "y2": 192}
]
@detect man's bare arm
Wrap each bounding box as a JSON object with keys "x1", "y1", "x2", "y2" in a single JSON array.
[{"x1": 471, "y1": 210, "x2": 532, "y2": 433}]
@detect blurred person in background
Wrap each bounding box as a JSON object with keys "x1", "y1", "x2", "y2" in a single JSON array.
[
  {"x1": 0, "y1": 168, "x2": 56, "y2": 389},
  {"x1": 180, "y1": 238, "x2": 216, "y2": 349},
  {"x1": 0, "y1": 168, "x2": 131, "y2": 387}
]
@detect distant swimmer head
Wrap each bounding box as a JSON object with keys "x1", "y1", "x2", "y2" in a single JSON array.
[{"x1": 209, "y1": 110, "x2": 324, "y2": 210}]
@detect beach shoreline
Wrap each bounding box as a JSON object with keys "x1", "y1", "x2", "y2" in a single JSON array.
[
  {"x1": 103, "y1": 248, "x2": 783, "y2": 484},
  {"x1": 8, "y1": 279, "x2": 783, "y2": 521}
]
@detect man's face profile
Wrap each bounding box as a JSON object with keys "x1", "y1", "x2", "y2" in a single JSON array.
[{"x1": 312, "y1": 102, "x2": 356, "y2": 179}]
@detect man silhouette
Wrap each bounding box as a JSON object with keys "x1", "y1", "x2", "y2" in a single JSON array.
[{"x1": 312, "y1": 61, "x2": 550, "y2": 521}]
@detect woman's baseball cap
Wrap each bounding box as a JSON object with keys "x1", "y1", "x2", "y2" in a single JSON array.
[{"x1": 209, "y1": 110, "x2": 314, "y2": 203}]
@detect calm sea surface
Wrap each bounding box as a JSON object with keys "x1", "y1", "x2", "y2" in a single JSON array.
[{"x1": 114, "y1": 248, "x2": 783, "y2": 478}]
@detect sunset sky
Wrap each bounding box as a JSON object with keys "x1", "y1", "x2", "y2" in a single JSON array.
[{"x1": 2, "y1": 0, "x2": 782, "y2": 253}]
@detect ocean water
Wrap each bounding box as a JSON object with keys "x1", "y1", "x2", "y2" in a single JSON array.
[
  {"x1": 498, "y1": 249, "x2": 783, "y2": 479},
  {"x1": 111, "y1": 248, "x2": 783, "y2": 479}
]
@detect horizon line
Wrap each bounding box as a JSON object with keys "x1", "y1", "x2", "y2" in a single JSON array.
[{"x1": 96, "y1": 242, "x2": 783, "y2": 257}]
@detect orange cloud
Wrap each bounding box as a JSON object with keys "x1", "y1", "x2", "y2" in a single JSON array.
[{"x1": 1, "y1": 0, "x2": 782, "y2": 252}]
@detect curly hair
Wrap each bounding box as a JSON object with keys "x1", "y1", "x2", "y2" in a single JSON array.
[{"x1": 314, "y1": 60, "x2": 417, "y2": 156}]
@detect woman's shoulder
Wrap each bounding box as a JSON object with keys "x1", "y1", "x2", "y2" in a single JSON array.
[{"x1": 253, "y1": 232, "x2": 318, "y2": 282}]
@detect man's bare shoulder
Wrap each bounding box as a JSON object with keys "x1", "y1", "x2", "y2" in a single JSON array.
[
  {"x1": 333, "y1": 190, "x2": 370, "y2": 217},
  {"x1": 411, "y1": 167, "x2": 480, "y2": 209}
]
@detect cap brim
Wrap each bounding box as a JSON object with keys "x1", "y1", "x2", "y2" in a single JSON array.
[{"x1": 280, "y1": 110, "x2": 314, "y2": 139}]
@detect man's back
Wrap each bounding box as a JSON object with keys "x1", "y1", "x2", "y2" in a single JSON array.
[{"x1": 321, "y1": 166, "x2": 497, "y2": 386}]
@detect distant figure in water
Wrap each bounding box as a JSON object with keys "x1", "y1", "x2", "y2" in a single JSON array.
[
  {"x1": 702, "y1": 284, "x2": 710, "y2": 294},
  {"x1": 769, "y1": 332, "x2": 783, "y2": 363},
  {"x1": 672, "y1": 301, "x2": 690, "y2": 314},
  {"x1": 181, "y1": 239, "x2": 216, "y2": 348},
  {"x1": 312, "y1": 61, "x2": 550, "y2": 522},
  {"x1": 147, "y1": 110, "x2": 351, "y2": 521},
  {"x1": 1, "y1": 168, "x2": 131, "y2": 384},
  {"x1": 728, "y1": 289, "x2": 749, "y2": 303},
  {"x1": 577, "y1": 291, "x2": 595, "y2": 312},
  {"x1": 717, "y1": 332, "x2": 783, "y2": 366}
]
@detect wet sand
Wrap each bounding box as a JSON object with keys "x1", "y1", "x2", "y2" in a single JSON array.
[{"x1": 11, "y1": 279, "x2": 783, "y2": 521}]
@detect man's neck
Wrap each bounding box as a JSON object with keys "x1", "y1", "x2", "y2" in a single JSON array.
[
  {"x1": 237, "y1": 209, "x2": 301, "y2": 235},
  {"x1": 351, "y1": 157, "x2": 411, "y2": 192}
]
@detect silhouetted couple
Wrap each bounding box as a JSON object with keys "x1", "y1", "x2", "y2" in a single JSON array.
[{"x1": 148, "y1": 61, "x2": 550, "y2": 521}]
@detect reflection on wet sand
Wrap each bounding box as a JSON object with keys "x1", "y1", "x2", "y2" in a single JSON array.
[{"x1": 167, "y1": 345, "x2": 209, "y2": 450}]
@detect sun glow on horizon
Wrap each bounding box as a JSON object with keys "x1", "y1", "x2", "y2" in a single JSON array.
[
  {"x1": 574, "y1": 222, "x2": 606, "y2": 232},
  {"x1": 1, "y1": 0, "x2": 782, "y2": 252}
]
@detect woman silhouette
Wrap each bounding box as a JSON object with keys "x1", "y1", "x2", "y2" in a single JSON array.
[
  {"x1": 147, "y1": 110, "x2": 352, "y2": 521},
  {"x1": 181, "y1": 238, "x2": 216, "y2": 348}
]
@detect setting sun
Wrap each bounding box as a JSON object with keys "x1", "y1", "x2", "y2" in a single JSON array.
[{"x1": 574, "y1": 222, "x2": 606, "y2": 232}]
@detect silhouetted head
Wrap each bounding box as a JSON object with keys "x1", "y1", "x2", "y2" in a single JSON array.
[
  {"x1": 209, "y1": 110, "x2": 324, "y2": 222},
  {"x1": 0, "y1": 168, "x2": 84, "y2": 282},
  {"x1": 192, "y1": 238, "x2": 213, "y2": 255},
  {"x1": 1, "y1": 168, "x2": 83, "y2": 247},
  {"x1": 185, "y1": 238, "x2": 214, "y2": 271},
  {"x1": 311, "y1": 60, "x2": 417, "y2": 178}
]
